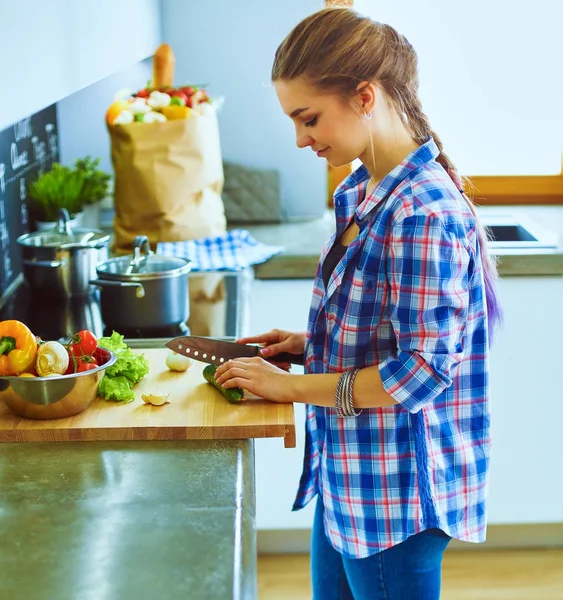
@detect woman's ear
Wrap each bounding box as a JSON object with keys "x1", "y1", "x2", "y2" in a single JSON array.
[{"x1": 355, "y1": 81, "x2": 376, "y2": 116}]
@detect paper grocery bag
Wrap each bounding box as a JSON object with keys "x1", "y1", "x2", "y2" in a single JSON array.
[
  {"x1": 188, "y1": 272, "x2": 227, "y2": 337},
  {"x1": 108, "y1": 111, "x2": 227, "y2": 336},
  {"x1": 109, "y1": 111, "x2": 227, "y2": 252}
]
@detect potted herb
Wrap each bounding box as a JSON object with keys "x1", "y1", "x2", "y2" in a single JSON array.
[
  {"x1": 75, "y1": 157, "x2": 112, "y2": 207},
  {"x1": 28, "y1": 157, "x2": 111, "y2": 229}
]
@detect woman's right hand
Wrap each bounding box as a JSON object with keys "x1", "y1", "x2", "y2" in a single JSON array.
[{"x1": 236, "y1": 329, "x2": 306, "y2": 359}]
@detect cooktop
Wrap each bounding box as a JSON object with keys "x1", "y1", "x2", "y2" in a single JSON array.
[
  {"x1": 0, "y1": 282, "x2": 189, "y2": 341},
  {"x1": 0, "y1": 270, "x2": 250, "y2": 342}
]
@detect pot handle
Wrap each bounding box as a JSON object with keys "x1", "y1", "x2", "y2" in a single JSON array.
[
  {"x1": 133, "y1": 235, "x2": 152, "y2": 254},
  {"x1": 56, "y1": 208, "x2": 73, "y2": 236},
  {"x1": 89, "y1": 279, "x2": 146, "y2": 299},
  {"x1": 23, "y1": 259, "x2": 66, "y2": 268}
]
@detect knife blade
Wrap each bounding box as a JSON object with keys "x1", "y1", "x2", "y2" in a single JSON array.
[{"x1": 165, "y1": 336, "x2": 304, "y2": 366}]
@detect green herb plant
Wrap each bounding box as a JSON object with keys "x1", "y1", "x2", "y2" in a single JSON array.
[{"x1": 28, "y1": 156, "x2": 111, "y2": 222}]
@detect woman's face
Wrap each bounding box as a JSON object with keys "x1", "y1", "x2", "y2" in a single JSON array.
[{"x1": 274, "y1": 78, "x2": 370, "y2": 168}]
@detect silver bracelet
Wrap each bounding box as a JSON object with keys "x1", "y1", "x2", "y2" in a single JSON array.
[
  {"x1": 345, "y1": 368, "x2": 361, "y2": 417},
  {"x1": 335, "y1": 369, "x2": 362, "y2": 418},
  {"x1": 335, "y1": 371, "x2": 348, "y2": 418}
]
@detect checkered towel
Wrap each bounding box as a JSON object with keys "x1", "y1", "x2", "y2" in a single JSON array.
[{"x1": 156, "y1": 229, "x2": 285, "y2": 272}]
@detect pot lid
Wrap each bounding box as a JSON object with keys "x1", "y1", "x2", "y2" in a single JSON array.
[
  {"x1": 96, "y1": 235, "x2": 191, "y2": 280},
  {"x1": 16, "y1": 209, "x2": 109, "y2": 249}
]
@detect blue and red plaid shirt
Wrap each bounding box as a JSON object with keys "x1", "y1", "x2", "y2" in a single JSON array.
[{"x1": 293, "y1": 138, "x2": 491, "y2": 558}]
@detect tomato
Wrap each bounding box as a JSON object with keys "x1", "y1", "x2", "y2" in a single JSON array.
[
  {"x1": 64, "y1": 358, "x2": 75, "y2": 375},
  {"x1": 93, "y1": 347, "x2": 109, "y2": 366},
  {"x1": 65, "y1": 353, "x2": 97, "y2": 374},
  {"x1": 77, "y1": 362, "x2": 97, "y2": 373},
  {"x1": 70, "y1": 330, "x2": 98, "y2": 359},
  {"x1": 169, "y1": 90, "x2": 188, "y2": 105}
]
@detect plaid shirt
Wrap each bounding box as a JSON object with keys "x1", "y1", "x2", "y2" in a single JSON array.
[{"x1": 293, "y1": 138, "x2": 491, "y2": 558}]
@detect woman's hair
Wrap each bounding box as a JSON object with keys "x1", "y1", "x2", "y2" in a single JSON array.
[{"x1": 272, "y1": 7, "x2": 502, "y2": 340}]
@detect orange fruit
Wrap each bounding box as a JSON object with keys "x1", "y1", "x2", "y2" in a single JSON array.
[
  {"x1": 18, "y1": 373, "x2": 36, "y2": 378},
  {"x1": 106, "y1": 100, "x2": 131, "y2": 125},
  {"x1": 161, "y1": 105, "x2": 193, "y2": 120}
]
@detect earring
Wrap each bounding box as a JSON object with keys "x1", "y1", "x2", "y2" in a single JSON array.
[{"x1": 364, "y1": 111, "x2": 372, "y2": 120}]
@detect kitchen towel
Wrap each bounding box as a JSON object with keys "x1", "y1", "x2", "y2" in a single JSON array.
[{"x1": 157, "y1": 229, "x2": 285, "y2": 272}]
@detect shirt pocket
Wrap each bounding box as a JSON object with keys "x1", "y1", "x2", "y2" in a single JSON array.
[
  {"x1": 344, "y1": 266, "x2": 385, "y2": 318},
  {"x1": 327, "y1": 266, "x2": 386, "y2": 366}
]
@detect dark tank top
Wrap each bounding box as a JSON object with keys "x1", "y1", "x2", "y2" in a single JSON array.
[{"x1": 322, "y1": 240, "x2": 347, "y2": 288}]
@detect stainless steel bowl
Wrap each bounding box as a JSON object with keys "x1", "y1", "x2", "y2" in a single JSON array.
[{"x1": 0, "y1": 348, "x2": 117, "y2": 420}]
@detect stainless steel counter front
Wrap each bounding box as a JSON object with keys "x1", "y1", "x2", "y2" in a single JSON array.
[{"x1": 0, "y1": 439, "x2": 257, "y2": 600}]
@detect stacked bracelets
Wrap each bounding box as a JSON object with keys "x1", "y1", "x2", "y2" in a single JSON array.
[{"x1": 335, "y1": 368, "x2": 362, "y2": 417}]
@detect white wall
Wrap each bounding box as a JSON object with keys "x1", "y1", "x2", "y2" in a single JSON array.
[
  {"x1": 0, "y1": 0, "x2": 161, "y2": 131},
  {"x1": 161, "y1": 0, "x2": 327, "y2": 220},
  {"x1": 354, "y1": 0, "x2": 563, "y2": 177},
  {"x1": 57, "y1": 59, "x2": 153, "y2": 174}
]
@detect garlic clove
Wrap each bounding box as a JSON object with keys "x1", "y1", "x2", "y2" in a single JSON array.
[
  {"x1": 141, "y1": 392, "x2": 170, "y2": 406},
  {"x1": 165, "y1": 351, "x2": 192, "y2": 372}
]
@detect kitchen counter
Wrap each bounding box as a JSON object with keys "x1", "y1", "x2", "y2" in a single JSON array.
[
  {"x1": 243, "y1": 206, "x2": 563, "y2": 279},
  {"x1": 0, "y1": 345, "x2": 295, "y2": 599},
  {"x1": 0, "y1": 438, "x2": 256, "y2": 600}
]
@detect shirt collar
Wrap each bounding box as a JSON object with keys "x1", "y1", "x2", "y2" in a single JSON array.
[{"x1": 333, "y1": 137, "x2": 440, "y2": 225}]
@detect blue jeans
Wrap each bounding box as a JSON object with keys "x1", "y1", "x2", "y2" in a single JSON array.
[{"x1": 311, "y1": 497, "x2": 451, "y2": 600}]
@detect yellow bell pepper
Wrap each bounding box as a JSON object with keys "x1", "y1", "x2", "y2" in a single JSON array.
[
  {"x1": 0, "y1": 320, "x2": 38, "y2": 376},
  {"x1": 161, "y1": 105, "x2": 193, "y2": 120}
]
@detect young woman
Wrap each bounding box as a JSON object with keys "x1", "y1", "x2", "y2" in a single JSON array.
[{"x1": 215, "y1": 7, "x2": 501, "y2": 599}]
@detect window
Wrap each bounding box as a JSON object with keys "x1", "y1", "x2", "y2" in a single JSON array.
[{"x1": 329, "y1": 0, "x2": 563, "y2": 205}]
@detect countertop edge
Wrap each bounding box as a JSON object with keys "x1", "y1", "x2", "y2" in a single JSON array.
[
  {"x1": 0, "y1": 423, "x2": 296, "y2": 445},
  {"x1": 243, "y1": 207, "x2": 563, "y2": 279},
  {"x1": 252, "y1": 252, "x2": 563, "y2": 279}
]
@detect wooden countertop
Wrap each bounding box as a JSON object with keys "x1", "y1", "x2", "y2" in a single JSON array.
[{"x1": 0, "y1": 348, "x2": 296, "y2": 448}]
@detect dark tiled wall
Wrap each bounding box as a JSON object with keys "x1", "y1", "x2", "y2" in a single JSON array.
[{"x1": 0, "y1": 105, "x2": 59, "y2": 296}]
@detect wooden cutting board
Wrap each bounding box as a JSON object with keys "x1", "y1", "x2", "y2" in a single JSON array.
[{"x1": 0, "y1": 348, "x2": 296, "y2": 448}]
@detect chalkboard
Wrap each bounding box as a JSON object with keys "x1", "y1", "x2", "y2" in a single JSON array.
[{"x1": 0, "y1": 104, "x2": 59, "y2": 296}]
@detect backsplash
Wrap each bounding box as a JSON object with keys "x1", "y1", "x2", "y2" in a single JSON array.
[{"x1": 0, "y1": 105, "x2": 59, "y2": 296}]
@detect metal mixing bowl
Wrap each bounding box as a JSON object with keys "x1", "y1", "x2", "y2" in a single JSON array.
[{"x1": 0, "y1": 348, "x2": 117, "y2": 420}]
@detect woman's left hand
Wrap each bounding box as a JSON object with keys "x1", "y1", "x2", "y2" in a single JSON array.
[{"x1": 214, "y1": 357, "x2": 295, "y2": 403}]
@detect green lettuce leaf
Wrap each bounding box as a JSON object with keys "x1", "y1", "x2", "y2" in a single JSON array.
[
  {"x1": 97, "y1": 331, "x2": 149, "y2": 401},
  {"x1": 105, "y1": 347, "x2": 149, "y2": 383},
  {"x1": 97, "y1": 375, "x2": 135, "y2": 402},
  {"x1": 98, "y1": 331, "x2": 127, "y2": 353}
]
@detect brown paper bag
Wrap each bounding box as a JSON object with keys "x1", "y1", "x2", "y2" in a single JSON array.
[
  {"x1": 188, "y1": 272, "x2": 227, "y2": 337},
  {"x1": 109, "y1": 111, "x2": 227, "y2": 252},
  {"x1": 108, "y1": 111, "x2": 227, "y2": 335}
]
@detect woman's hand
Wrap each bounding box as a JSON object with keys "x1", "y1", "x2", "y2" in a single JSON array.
[
  {"x1": 237, "y1": 329, "x2": 306, "y2": 359},
  {"x1": 214, "y1": 356, "x2": 295, "y2": 403}
]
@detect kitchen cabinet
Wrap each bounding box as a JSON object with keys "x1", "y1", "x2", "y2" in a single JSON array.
[
  {"x1": 486, "y1": 275, "x2": 563, "y2": 524},
  {"x1": 250, "y1": 279, "x2": 316, "y2": 530},
  {"x1": 0, "y1": 0, "x2": 161, "y2": 130}
]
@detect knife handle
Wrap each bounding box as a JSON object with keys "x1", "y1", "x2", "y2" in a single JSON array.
[{"x1": 263, "y1": 352, "x2": 305, "y2": 366}]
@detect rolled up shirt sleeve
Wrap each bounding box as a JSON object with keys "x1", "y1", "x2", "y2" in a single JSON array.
[{"x1": 378, "y1": 214, "x2": 472, "y2": 413}]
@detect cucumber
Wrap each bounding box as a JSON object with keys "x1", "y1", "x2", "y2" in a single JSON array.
[{"x1": 202, "y1": 364, "x2": 244, "y2": 404}]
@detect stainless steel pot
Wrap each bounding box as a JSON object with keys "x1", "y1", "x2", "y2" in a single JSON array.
[
  {"x1": 90, "y1": 236, "x2": 192, "y2": 331},
  {"x1": 17, "y1": 209, "x2": 110, "y2": 297}
]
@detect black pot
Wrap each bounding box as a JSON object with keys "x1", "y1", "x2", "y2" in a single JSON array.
[{"x1": 90, "y1": 236, "x2": 192, "y2": 331}]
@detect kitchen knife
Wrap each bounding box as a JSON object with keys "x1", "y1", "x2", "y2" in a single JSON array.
[{"x1": 165, "y1": 336, "x2": 304, "y2": 367}]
